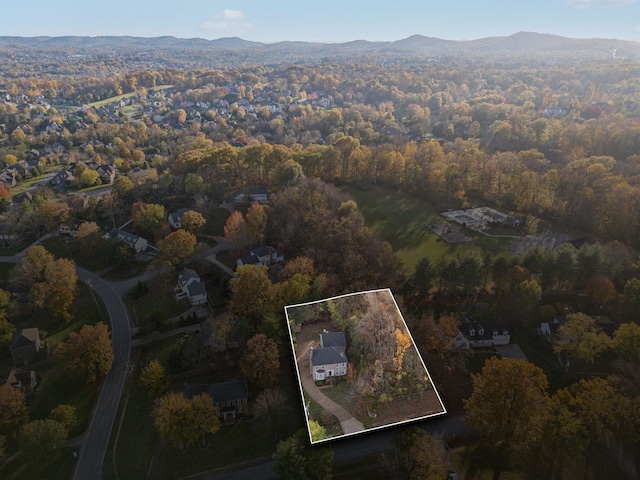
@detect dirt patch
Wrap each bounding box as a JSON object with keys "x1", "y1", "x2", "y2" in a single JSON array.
[{"x1": 357, "y1": 389, "x2": 445, "y2": 428}]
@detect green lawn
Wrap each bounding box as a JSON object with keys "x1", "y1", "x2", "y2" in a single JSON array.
[
  {"x1": 111, "y1": 339, "x2": 303, "y2": 480},
  {"x1": 0, "y1": 446, "x2": 77, "y2": 480},
  {"x1": 341, "y1": 185, "x2": 515, "y2": 272},
  {"x1": 203, "y1": 208, "x2": 231, "y2": 237},
  {"x1": 126, "y1": 273, "x2": 186, "y2": 333},
  {"x1": 87, "y1": 85, "x2": 174, "y2": 108}
]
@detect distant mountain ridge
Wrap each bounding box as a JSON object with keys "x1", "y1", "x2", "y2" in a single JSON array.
[{"x1": 1, "y1": 32, "x2": 637, "y2": 62}]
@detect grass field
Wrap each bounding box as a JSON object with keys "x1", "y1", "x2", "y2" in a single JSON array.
[
  {"x1": 87, "y1": 85, "x2": 174, "y2": 108},
  {"x1": 341, "y1": 185, "x2": 515, "y2": 272}
]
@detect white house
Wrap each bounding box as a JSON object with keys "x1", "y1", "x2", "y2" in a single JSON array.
[
  {"x1": 103, "y1": 229, "x2": 148, "y2": 253},
  {"x1": 309, "y1": 332, "x2": 348, "y2": 381},
  {"x1": 177, "y1": 268, "x2": 207, "y2": 306},
  {"x1": 453, "y1": 317, "x2": 511, "y2": 349}
]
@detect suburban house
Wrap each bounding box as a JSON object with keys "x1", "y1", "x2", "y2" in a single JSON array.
[
  {"x1": 103, "y1": 228, "x2": 148, "y2": 253},
  {"x1": 168, "y1": 208, "x2": 190, "y2": 229},
  {"x1": 540, "y1": 315, "x2": 615, "y2": 343},
  {"x1": 184, "y1": 378, "x2": 249, "y2": 421},
  {"x1": 236, "y1": 246, "x2": 285, "y2": 268},
  {"x1": 50, "y1": 169, "x2": 75, "y2": 187},
  {"x1": 453, "y1": 316, "x2": 511, "y2": 349},
  {"x1": 9, "y1": 328, "x2": 41, "y2": 365},
  {"x1": 176, "y1": 268, "x2": 207, "y2": 306},
  {"x1": 540, "y1": 316, "x2": 568, "y2": 341},
  {"x1": 4, "y1": 367, "x2": 37, "y2": 395},
  {"x1": 309, "y1": 331, "x2": 348, "y2": 381},
  {"x1": 0, "y1": 171, "x2": 17, "y2": 187},
  {"x1": 233, "y1": 186, "x2": 268, "y2": 205},
  {"x1": 96, "y1": 164, "x2": 117, "y2": 184},
  {"x1": 10, "y1": 191, "x2": 33, "y2": 205}
]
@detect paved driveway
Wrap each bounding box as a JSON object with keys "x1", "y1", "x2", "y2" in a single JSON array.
[
  {"x1": 494, "y1": 344, "x2": 528, "y2": 360},
  {"x1": 295, "y1": 342, "x2": 365, "y2": 436}
]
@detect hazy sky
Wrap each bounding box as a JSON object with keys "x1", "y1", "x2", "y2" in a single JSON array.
[{"x1": 3, "y1": 0, "x2": 639, "y2": 43}]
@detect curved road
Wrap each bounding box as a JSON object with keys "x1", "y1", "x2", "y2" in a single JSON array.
[
  {"x1": 73, "y1": 268, "x2": 131, "y2": 480},
  {"x1": 0, "y1": 255, "x2": 132, "y2": 480}
]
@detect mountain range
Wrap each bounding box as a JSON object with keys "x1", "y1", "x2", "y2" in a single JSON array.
[{"x1": 1, "y1": 32, "x2": 637, "y2": 64}]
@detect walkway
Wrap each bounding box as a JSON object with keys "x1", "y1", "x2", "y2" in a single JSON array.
[{"x1": 296, "y1": 342, "x2": 365, "y2": 436}]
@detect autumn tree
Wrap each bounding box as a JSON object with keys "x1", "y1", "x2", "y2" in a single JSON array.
[
  {"x1": 35, "y1": 201, "x2": 70, "y2": 236},
  {"x1": 140, "y1": 359, "x2": 170, "y2": 397},
  {"x1": 540, "y1": 378, "x2": 632, "y2": 479},
  {"x1": 585, "y1": 275, "x2": 616, "y2": 305},
  {"x1": 611, "y1": 322, "x2": 640, "y2": 363},
  {"x1": 0, "y1": 386, "x2": 29, "y2": 440},
  {"x1": 230, "y1": 265, "x2": 273, "y2": 325},
  {"x1": 223, "y1": 210, "x2": 248, "y2": 251},
  {"x1": 240, "y1": 334, "x2": 280, "y2": 390},
  {"x1": 153, "y1": 392, "x2": 220, "y2": 450},
  {"x1": 180, "y1": 210, "x2": 207, "y2": 234},
  {"x1": 11, "y1": 246, "x2": 77, "y2": 321},
  {"x1": 421, "y1": 314, "x2": 465, "y2": 381},
  {"x1": 19, "y1": 419, "x2": 67, "y2": 456},
  {"x1": 272, "y1": 429, "x2": 333, "y2": 480},
  {"x1": 308, "y1": 420, "x2": 327, "y2": 443},
  {"x1": 246, "y1": 202, "x2": 267, "y2": 246},
  {"x1": 159, "y1": 229, "x2": 197, "y2": 266},
  {"x1": 56, "y1": 322, "x2": 114, "y2": 383},
  {"x1": 553, "y1": 313, "x2": 610, "y2": 364},
  {"x1": 133, "y1": 202, "x2": 166, "y2": 240},
  {"x1": 381, "y1": 426, "x2": 445, "y2": 480},
  {"x1": 464, "y1": 357, "x2": 549, "y2": 480},
  {"x1": 49, "y1": 404, "x2": 77, "y2": 432}
]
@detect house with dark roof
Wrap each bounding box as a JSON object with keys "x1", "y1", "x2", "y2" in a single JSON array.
[
  {"x1": 9, "y1": 328, "x2": 41, "y2": 365},
  {"x1": 235, "y1": 246, "x2": 284, "y2": 268},
  {"x1": 168, "y1": 208, "x2": 189, "y2": 230},
  {"x1": 184, "y1": 378, "x2": 248, "y2": 421},
  {"x1": 4, "y1": 367, "x2": 37, "y2": 395},
  {"x1": 453, "y1": 316, "x2": 510, "y2": 349},
  {"x1": 309, "y1": 331, "x2": 348, "y2": 381},
  {"x1": 176, "y1": 268, "x2": 207, "y2": 306},
  {"x1": 50, "y1": 168, "x2": 75, "y2": 187}
]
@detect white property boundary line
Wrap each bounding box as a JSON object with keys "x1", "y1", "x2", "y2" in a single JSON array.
[{"x1": 284, "y1": 288, "x2": 447, "y2": 445}]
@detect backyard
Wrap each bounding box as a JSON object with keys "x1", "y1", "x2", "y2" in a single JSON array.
[{"x1": 107, "y1": 336, "x2": 303, "y2": 480}]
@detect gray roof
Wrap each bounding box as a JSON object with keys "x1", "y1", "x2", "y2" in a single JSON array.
[
  {"x1": 320, "y1": 332, "x2": 346, "y2": 348},
  {"x1": 179, "y1": 268, "x2": 200, "y2": 285},
  {"x1": 186, "y1": 280, "x2": 206, "y2": 297},
  {"x1": 459, "y1": 317, "x2": 509, "y2": 341},
  {"x1": 209, "y1": 378, "x2": 248, "y2": 403},
  {"x1": 185, "y1": 379, "x2": 248, "y2": 403},
  {"x1": 169, "y1": 208, "x2": 189, "y2": 225},
  {"x1": 251, "y1": 246, "x2": 271, "y2": 257},
  {"x1": 310, "y1": 345, "x2": 347, "y2": 367},
  {"x1": 10, "y1": 328, "x2": 39, "y2": 349}
]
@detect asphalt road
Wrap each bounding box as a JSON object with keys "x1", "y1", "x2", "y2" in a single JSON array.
[
  {"x1": 202, "y1": 413, "x2": 468, "y2": 480},
  {"x1": 72, "y1": 268, "x2": 131, "y2": 480},
  {"x1": 0, "y1": 256, "x2": 131, "y2": 480}
]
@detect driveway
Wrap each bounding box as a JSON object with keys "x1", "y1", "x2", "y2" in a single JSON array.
[
  {"x1": 295, "y1": 341, "x2": 365, "y2": 436},
  {"x1": 494, "y1": 344, "x2": 528, "y2": 361}
]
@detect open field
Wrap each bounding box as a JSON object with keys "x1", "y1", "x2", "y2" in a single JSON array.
[
  {"x1": 341, "y1": 185, "x2": 515, "y2": 272},
  {"x1": 87, "y1": 85, "x2": 174, "y2": 108}
]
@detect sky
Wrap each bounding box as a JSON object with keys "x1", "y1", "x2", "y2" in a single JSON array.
[{"x1": 3, "y1": 0, "x2": 640, "y2": 43}]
